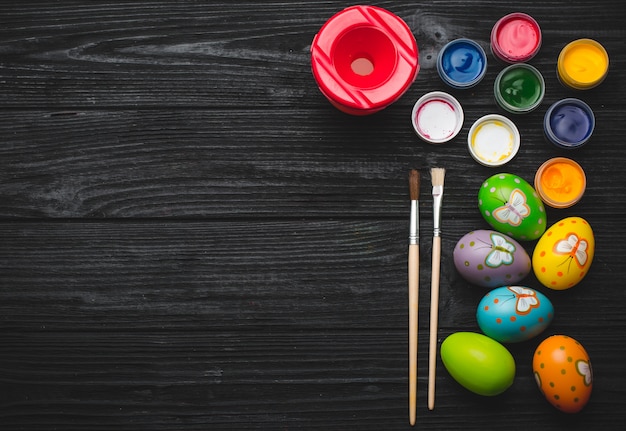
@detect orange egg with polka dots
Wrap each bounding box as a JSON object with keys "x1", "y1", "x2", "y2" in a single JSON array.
[
  {"x1": 532, "y1": 216, "x2": 594, "y2": 290},
  {"x1": 533, "y1": 335, "x2": 592, "y2": 413}
]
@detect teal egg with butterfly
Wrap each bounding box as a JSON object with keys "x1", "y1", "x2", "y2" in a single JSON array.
[
  {"x1": 477, "y1": 286, "x2": 554, "y2": 343},
  {"x1": 478, "y1": 173, "x2": 547, "y2": 241},
  {"x1": 453, "y1": 230, "x2": 531, "y2": 288}
]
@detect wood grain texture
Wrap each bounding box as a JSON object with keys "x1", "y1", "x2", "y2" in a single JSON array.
[
  {"x1": 1, "y1": 220, "x2": 624, "y2": 429},
  {"x1": 1, "y1": 1, "x2": 626, "y2": 429},
  {"x1": 1, "y1": 108, "x2": 625, "y2": 219}
]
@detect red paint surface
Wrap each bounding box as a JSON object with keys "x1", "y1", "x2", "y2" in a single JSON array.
[{"x1": 492, "y1": 13, "x2": 541, "y2": 62}]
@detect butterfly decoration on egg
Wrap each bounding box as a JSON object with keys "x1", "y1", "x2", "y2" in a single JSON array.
[
  {"x1": 577, "y1": 359, "x2": 593, "y2": 386},
  {"x1": 476, "y1": 286, "x2": 553, "y2": 343},
  {"x1": 506, "y1": 286, "x2": 540, "y2": 315},
  {"x1": 484, "y1": 233, "x2": 516, "y2": 267},
  {"x1": 554, "y1": 233, "x2": 589, "y2": 268},
  {"x1": 492, "y1": 189, "x2": 531, "y2": 227},
  {"x1": 478, "y1": 173, "x2": 546, "y2": 241},
  {"x1": 453, "y1": 230, "x2": 531, "y2": 288}
]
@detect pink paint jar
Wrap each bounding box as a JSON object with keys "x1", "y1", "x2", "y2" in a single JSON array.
[
  {"x1": 491, "y1": 13, "x2": 542, "y2": 63},
  {"x1": 311, "y1": 5, "x2": 419, "y2": 115}
]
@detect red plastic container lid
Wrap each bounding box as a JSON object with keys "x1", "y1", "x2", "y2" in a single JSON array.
[{"x1": 311, "y1": 5, "x2": 419, "y2": 112}]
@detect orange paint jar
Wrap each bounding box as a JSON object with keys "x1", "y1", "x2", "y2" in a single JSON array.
[{"x1": 534, "y1": 157, "x2": 586, "y2": 208}]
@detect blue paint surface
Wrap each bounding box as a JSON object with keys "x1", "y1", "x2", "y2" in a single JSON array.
[{"x1": 439, "y1": 40, "x2": 486, "y2": 86}]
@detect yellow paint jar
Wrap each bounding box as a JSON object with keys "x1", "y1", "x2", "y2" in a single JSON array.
[
  {"x1": 557, "y1": 39, "x2": 609, "y2": 90},
  {"x1": 534, "y1": 157, "x2": 586, "y2": 208}
]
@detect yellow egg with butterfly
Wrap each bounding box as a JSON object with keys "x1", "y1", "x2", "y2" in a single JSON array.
[{"x1": 532, "y1": 216, "x2": 595, "y2": 290}]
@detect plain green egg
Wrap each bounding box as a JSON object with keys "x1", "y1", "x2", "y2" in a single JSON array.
[{"x1": 440, "y1": 332, "x2": 516, "y2": 396}]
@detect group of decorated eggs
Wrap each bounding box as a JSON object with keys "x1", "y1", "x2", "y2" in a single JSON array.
[{"x1": 440, "y1": 172, "x2": 594, "y2": 413}]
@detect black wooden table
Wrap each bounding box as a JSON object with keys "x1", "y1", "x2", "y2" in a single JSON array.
[{"x1": 1, "y1": 1, "x2": 625, "y2": 429}]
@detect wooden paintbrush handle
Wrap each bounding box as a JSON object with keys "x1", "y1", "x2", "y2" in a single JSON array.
[
  {"x1": 428, "y1": 235, "x2": 441, "y2": 411},
  {"x1": 408, "y1": 244, "x2": 419, "y2": 425}
]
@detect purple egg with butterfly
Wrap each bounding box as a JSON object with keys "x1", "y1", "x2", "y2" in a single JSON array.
[
  {"x1": 478, "y1": 173, "x2": 547, "y2": 241},
  {"x1": 453, "y1": 229, "x2": 531, "y2": 288}
]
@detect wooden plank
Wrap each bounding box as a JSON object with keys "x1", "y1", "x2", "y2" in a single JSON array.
[
  {"x1": 1, "y1": 109, "x2": 625, "y2": 218},
  {"x1": 2, "y1": 1, "x2": 626, "y2": 429},
  {"x1": 1, "y1": 219, "x2": 621, "y2": 332},
  {"x1": 1, "y1": 220, "x2": 623, "y2": 429},
  {"x1": 0, "y1": 2, "x2": 624, "y2": 108}
]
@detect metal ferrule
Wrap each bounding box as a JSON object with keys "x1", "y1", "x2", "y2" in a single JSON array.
[
  {"x1": 432, "y1": 187, "x2": 443, "y2": 237},
  {"x1": 409, "y1": 200, "x2": 419, "y2": 245}
]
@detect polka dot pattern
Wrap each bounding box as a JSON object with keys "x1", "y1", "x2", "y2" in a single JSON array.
[
  {"x1": 533, "y1": 335, "x2": 592, "y2": 413},
  {"x1": 453, "y1": 230, "x2": 531, "y2": 288}
]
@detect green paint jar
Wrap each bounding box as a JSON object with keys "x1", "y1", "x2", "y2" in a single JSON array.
[{"x1": 494, "y1": 63, "x2": 545, "y2": 114}]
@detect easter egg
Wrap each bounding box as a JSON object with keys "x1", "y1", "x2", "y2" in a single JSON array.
[
  {"x1": 440, "y1": 332, "x2": 515, "y2": 396},
  {"x1": 453, "y1": 230, "x2": 531, "y2": 288},
  {"x1": 532, "y1": 216, "x2": 595, "y2": 290},
  {"x1": 478, "y1": 173, "x2": 547, "y2": 241},
  {"x1": 477, "y1": 286, "x2": 554, "y2": 343},
  {"x1": 533, "y1": 335, "x2": 593, "y2": 413}
]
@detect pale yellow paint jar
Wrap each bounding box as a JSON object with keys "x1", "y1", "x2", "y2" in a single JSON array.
[{"x1": 557, "y1": 39, "x2": 609, "y2": 90}]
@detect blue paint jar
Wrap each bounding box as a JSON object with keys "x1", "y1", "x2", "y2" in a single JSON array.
[
  {"x1": 543, "y1": 98, "x2": 595, "y2": 149},
  {"x1": 437, "y1": 38, "x2": 487, "y2": 89}
]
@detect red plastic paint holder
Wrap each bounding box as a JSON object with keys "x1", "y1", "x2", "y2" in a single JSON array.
[{"x1": 311, "y1": 5, "x2": 419, "y2": 115}]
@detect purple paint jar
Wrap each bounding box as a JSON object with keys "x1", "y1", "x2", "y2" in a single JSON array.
[{"x1": 543, "y1": 98, "x2": 595, "y2": 149}]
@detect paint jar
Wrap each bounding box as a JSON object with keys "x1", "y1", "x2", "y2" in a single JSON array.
[
  {"x1": 411, "y1": 91, "x2": 464, "y2": 144},
  {"x1": 534, "y1": 157, "x2": 586, "y2": 208},
  {"x1": 494, "y1": 63, "x2": 545, "y2": 114},
  {"x1": 543, "y1": 98, "x2": 595, "y2": 149},
  {"x1": 491, "y1": 13, "x2": 542, "y2": 63},
  {"x1": 557, "y1": 39, "x2": 609, "y2": 90},
  {"x1": 468, "y1": 114, "x2": 520, "y2": 167},
  {"x1": 437, "y1": 38, "x2": 487, "y2": 89},
  {"x1": 310, "y1": 5, "x2": 419, "y2": 115}
]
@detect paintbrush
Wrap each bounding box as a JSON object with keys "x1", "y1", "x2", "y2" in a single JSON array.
[
  {"x1": 428, "y1": 167, "x2": 445, "y2": 411},
  {"x1": 408, "y1": 169, "x2": 420, "y2": 426}
]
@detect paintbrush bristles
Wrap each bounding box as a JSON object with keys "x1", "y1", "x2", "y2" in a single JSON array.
[
  {"x1": 430, "y1": 167, "x2": 445, "y2": 188},
  {"x1": 409, "y1": 169, "x2": 420, "y2": 201}
]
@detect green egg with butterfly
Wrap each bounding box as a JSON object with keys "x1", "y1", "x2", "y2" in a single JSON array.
[{"x1": 478, "y1": 173, "x2": 547, "y2": 241}]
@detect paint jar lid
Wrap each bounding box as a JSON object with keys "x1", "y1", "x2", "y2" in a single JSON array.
[
  {"x1": 494, "y1": 63, "x2": 545, "y2": 114},
  {"x1": 310, "y1": 5, "x2": 419, "y2": 115},
  {"x1": 534, "y1": 157, "x2": 586, "y2": 208},
  {"x1": 437, "y1": 38, "x2": 487, "y2": 89},
  {"x1": 557, "y1": 39, "x2": 609, "y2": 90},
  {"x1": 491, "y1": 13, "x2": 542, "y2": 63},
  {"x1": 468, "y1": 114, "x2": 520, "y2": 167},
  {"x1": 543, "y1": 98, "x2": 595, "y2": 149},
  {"x1": 411, "y1": 91, "x2": 464, "y2": 144}
]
